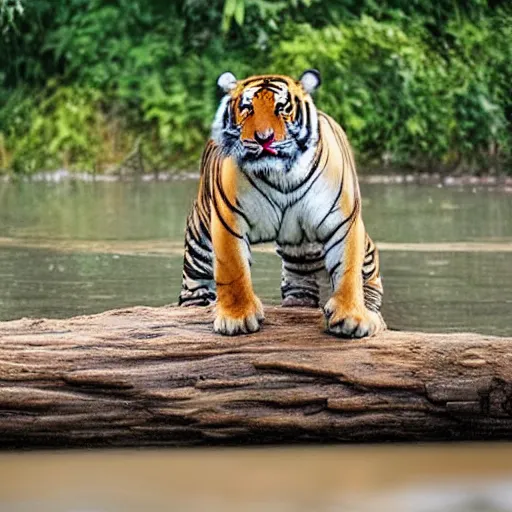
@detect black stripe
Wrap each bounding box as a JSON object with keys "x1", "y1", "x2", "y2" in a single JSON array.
[
  {"x1": 324, "y1": 114, "x2": 361, "y2": 205},
  {"x1": 304, "y1": 102, "x2": 311, "y2": 131},
  {"x1": 198, "y1": 216, "x2": 212, "y2": 242},
  {"x1": 282, "y1": 266, "x2": 319, "y2": 276},
  {"x1": 179, "y1": 291, "x2": 216, "y2": 306},
  {"x1": 282, "y1": 290, "x2": 319, "y2": 301},
  {"x1": 294, "y1": 96, "x2": 303, "y2": 126},
  {"x1": 328, "y1": 261, "x2": 341, "y2": 277},
  {"x1": 365, "y1": 248, "x2": 376, "y2": 260},
  {"x1": 184, "y1": 259, "x2": 212, "y2": 279},
  {"x1": 260, "y1": 85, "x2": 282, "y2": 94},
  {"x1": 319, "y1": 216, "x2": 351, "y2": 245},
  {"x1": 277, "y1": 250, "x2": 324, "y2": 264},
  {"x1": 291, "y1": 143, "x2": 328, "y2": 202},
  {"x1": 264, "y1": 78, "x2": 289, "y2": 85},
  {"x1": 315, "y1": 181, "x2": 343, "y2": 230},
  {"x1": 214, "y1": 166, "x2": 251, "y2": 227},
  {"x1": 211, "y1": 187, "x2": 243, "y2": 240},
  {"x1": 281, "y1": 283, "x2": 318, "y2": 294},
  {"x1": 323, "y1": 205, "x2": 359, "y2": 259},
  {"x1": 362, "y1": 269, "x2": 375, "y2": 280},
  {"x1": 249, "y1": 235, "x2": 279, "y2": 244},
  {"x1": 244, "y1": 173, "x2": 281, "y2": 218},
  {"x1": 316, "y1": 137, "x2": 345, "y2": 229},
  {"x1": 183, "y1": 260, "x2": 212, "y2": 281},
  {"x1": 186, "y1": 242, "x2": 211, "y2": 267},
  {"x1": 281, "y1": 137, "x2": 323, "y2": 195}
]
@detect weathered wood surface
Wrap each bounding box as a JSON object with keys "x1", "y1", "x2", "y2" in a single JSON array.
[{"x1": 0, "y1": 305, "x2": 511, "y2": 448}]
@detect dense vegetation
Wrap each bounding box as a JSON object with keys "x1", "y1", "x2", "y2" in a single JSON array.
[{"x1": 0, "y1": 0, "x2": 510, "y2": 175}]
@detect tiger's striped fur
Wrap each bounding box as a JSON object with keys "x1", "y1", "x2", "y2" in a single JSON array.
[{"x1": 179, "y1": 70, "x2": 385, "y2": 338}]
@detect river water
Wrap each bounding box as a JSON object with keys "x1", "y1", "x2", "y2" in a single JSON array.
[
  {"x1": 0, "y1": 180, "x2": 510, "y2": 335},
  {"x1": 0, "y1": 179, "x2": 511, "y2": 511}
]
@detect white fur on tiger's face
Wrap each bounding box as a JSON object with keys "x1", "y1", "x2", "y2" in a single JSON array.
[{"x1": 212, "y1": 71, "x2": 321, "y2": 178}]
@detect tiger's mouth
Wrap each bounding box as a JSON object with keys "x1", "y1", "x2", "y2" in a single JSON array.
[
  {"x1": 241, "y1": 138, "x2": 290, "y2": 160},
  {"x1": 261, "y1": 138, "x2": 277, "y2": 155}
]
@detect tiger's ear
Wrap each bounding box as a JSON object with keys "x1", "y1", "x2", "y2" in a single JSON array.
[
  {"x1": 299, "y1": 69, "x2": 321, "y2": 94},
  {"x1": 217, "y1": 72, "x2": 238, "y2": 93}
]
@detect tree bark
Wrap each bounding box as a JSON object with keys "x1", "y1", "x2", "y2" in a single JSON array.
[{"x1": 0, "y1": 305, "x2": 511, "y2": 448}]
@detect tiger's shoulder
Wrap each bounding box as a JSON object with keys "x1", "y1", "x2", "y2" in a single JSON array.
[
  {"x1": 317, "y1": 111, "x2": 355, "y2": 155},
  {"x1": 317, "y1": 111, "x2": 347, "y2": 137}
]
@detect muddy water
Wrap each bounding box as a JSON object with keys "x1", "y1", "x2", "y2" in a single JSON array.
[
  {"x1": 1, "y1": 445, "x2": 512, "y2": 511},
  {"x1": 0, "y1": 180, "x2": 510, "y2": 335}
]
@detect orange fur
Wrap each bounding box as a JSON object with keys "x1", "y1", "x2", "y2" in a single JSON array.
[
  {"x1": 328, "y1": 217, "x2": 367, "y2": 321},
  {"x1": 319, "y1": 115, "x2": 384, "y2": 336},
  {"x1": 211, "y1": 157, "x2": 263, "y2": 328},
  {"x1": 240, "y1": 90, "x2": 286, "y2": 142}
]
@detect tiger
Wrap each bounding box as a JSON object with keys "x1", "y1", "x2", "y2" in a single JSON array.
[{"x1": 178, "y1": 70, "x2": 385, "y2": 338}]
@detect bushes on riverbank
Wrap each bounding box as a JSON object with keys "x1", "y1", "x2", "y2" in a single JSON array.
[{"x1": 0, "y1": 1, "x2": 510, "y2": 175}]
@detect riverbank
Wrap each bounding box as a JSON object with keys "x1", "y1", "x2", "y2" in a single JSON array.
[{"x1": 1, "y1": 168, "x2": 512, "y2": 191}]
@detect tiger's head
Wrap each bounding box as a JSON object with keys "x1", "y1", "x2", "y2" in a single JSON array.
[{"x1": 211, "y1": 70, "x2": 321, "y2": 175}]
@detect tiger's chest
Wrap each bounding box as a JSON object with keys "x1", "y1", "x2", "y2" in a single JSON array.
[{"x1": 237, "y1": 173, "x2": 339, "y2": 246}]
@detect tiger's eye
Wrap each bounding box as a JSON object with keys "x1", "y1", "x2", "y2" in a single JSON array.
[
  {"x1": 239, "y1": 101, "x2": 252, "y2": 113},
  {"x1": 275, "y1": 103, "x2": 292, "y2": 116}
]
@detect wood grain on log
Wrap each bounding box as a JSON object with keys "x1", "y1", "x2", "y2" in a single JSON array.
[{"x1": 0, "y1": 305, "x2": 511, "y2": 448}]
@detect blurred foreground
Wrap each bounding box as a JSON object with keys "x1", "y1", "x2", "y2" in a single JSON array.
[{"x1": 1, "y1": 444, "x2": 512, "y2": 511}]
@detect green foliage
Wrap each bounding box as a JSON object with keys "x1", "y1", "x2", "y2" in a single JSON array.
[
  {"x1": 0, "y1": 0, "x2": 510, "y2": 175},
  {"x1": 0, "y1": 0, "x2": 23, "y2": 32},
  {"x1": 1, "y1": 85, "x2": 105, "y2": 173},
  {"x1": 272, "y1": 14, "x2": 511, "y2": 169}
]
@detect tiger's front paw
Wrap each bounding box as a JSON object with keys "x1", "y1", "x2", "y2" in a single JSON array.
[
  {"x1": 214, "y1": 296, "x2": 264, "y2": 336},
  {"x1": 323, "y1": 297, "x2": 385, "y2": 339}
]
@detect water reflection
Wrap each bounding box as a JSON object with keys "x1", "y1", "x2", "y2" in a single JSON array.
[{"x1": 1, "y1": 180, "x2": 511, "y2": 242}]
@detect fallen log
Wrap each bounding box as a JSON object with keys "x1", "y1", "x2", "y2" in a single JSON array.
[{"x1": 0, "y1": 305, "x2": 511, "y2": 448}]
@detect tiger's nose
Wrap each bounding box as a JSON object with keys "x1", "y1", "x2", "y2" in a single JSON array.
[{"x1": 254, "y1": 129, "x2": 275, "y2": 146}]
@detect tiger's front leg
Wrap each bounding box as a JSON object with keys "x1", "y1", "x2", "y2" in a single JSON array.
[
  {"x1": 323, "y1": 215, "x2": 385, "y2": 338},
  {"x1": 212, "y1": 216, "x2": 264, "y2": 335},
  {"x1": 211, "y1": 162, "x2": 264, "y2": 336}
]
